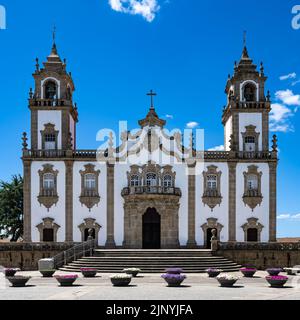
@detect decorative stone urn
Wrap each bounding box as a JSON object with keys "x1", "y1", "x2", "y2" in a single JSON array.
[{"x1": 7, "y1": 276, "x2": 31, "y2": 287}]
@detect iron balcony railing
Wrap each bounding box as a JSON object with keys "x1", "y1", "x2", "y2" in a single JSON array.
[
  {"x1": 53, "y1": 239, "x2": 97, "y2": 269},
  {"x1": 122, "y1": 186, "x2": 182, "y2": 197}
]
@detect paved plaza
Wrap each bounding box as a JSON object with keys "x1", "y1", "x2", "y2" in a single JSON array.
[{"x1": 1, "y1": 271, "x2": 300, "y2": 300}]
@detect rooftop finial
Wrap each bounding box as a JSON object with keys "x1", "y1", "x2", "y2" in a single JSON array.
[
  {"x1": 243, "y1": 30, "x2": 247, "y2": 47},
  {"x1": 53, "y1": 25, "x2": 56, "y2": 46},
  {"x1": 50, "y1": 25, "x2": 58, "y2": 56},
  {"x1": 147, "y1": 90, "x2": 157, "y2": 110}
]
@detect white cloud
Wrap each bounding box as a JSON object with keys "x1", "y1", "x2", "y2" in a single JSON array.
[
  {"x1": 165, "y1": 114, "x2": 173, "y2": 119},
  {"x1": 277, "y1": 214, "x2": 300, "y2": 220},
  {"x1": 275, "y1": 89, "x2": 300, "y2": 106},
  {"x1": 279, "y1": 73, "x2": 297, "y2": 81},
  {"x1": 292, "y1": 80, "x2": 300, "y2": 87},
  {"x1": 108, "y1": 0, "x2": 160, "y2": 22},
  {"x1": 208, "y1": 145, "x2": 225, "y2": 151},
  {"x1": 186, "y1": 122, "x2": 199, "y2": 129}
]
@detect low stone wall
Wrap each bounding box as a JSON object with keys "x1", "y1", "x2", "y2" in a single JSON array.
[
  {"x1": 0, "y1": 243, "x2": 73, "y2": 271},
  {"x1": 216, "y1": 242, "x2": 300, "y2": 269}
]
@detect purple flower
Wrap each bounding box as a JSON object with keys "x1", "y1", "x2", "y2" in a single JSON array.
[
  {"x1": 80, "y1": 268, "x2": 97, "y2": 272},
  {"x1": 161, "y1": 274, "x2": 186, "y2": 280},
  {"x1": 165, "y1": 268, "x2": 184, "y2": 274},
  {"x1": 267, "y1": 268, "x2": 283, "y2": 272},
  {"x1": 266, "y1": 276, "x2": 288, "y2": 281},
  {"x1": 240, "y1": 268, "x2": 257, "y2": 272}
]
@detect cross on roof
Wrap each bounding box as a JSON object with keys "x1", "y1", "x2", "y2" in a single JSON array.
[{"x1": 147, "y1": 90, "x2": 157, "y2": 109}]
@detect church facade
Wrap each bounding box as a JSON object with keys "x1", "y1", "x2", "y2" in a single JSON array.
[{"x1": 22, "y1": 42, "x2": 278, "y2": 248}]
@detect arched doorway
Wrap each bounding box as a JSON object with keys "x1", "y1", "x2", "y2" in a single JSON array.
[
  {"x1": 247, "y1": 228, "x2": 258, "y2": 242},
  {"x1": 43, "y1": 228, "x2": 54, "y2": 242},
  {"x1": 142, "y1": 208, "x2": 161, "y2": 249}
]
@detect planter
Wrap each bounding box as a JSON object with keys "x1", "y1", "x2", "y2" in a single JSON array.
[
  {"x1": 266, "y1": 276, "x2": 288, "y2": 288},
  {"x1": 266, "y1": 268, "x2": 282, "y2": 276},
  {"x1": 240, "y1": 268, "x2": 257, "y2": 278},
  {"x1": 165, "y1": 268, "x2": 184, "y2": 275},
  {"x1": 110, "y1": 275, "x2": 132, "y2": 287},
  {"x1": 284, "y1": 268, "x2": 300, "y2": 276},
  {"x1": 55, "y1": 275, "x2": 78, "y2": 287},
  {"x1": 7, "y1": 276, "x2": 31, "y2": 287},
  {"x1": 40, "y1": 270, "x2": 56, "y2": 278},
  {"x1": 4, "y1": 268, "x2": 20, "y2": 277},
  {"x1": 80, "y1": 268, "x2": 98, "y2": 278},
  {"x1": 123, "y1": 268, "x2": 141, "y2": 277},
  {"x1": 161, "y1": 274, "x2": 186, "y2": 287},
  {"x1": 217, "y1": 279, "x2": 238, "y2": 287},
  {"x1": 206, "y1": 269, "x2": 222, "y2": 278}
]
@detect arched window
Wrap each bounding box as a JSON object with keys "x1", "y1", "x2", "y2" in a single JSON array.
[
  {"x1": 163, "y1": 175, "x2": 173, "y2": 188},
  {"x1": 146, "y1": 173, "x2": 157, "y2": 187},
  {"x1": 130, "y1": 175, "x2": 140, "y2": 187},
  {"x1": 45, "y1": 81, "x2": 57, "y2": 99},
  {"x1": 243, "y1": 83, "x2": 256, "y2": 102},
  {"x1": 84, "y1": 174, "x2": 96, "y2": 190},
  {"x1": 207, "y1": 175, "x2": 217, "y2": 190},
  {"x1": 247, "y1": 174, "x2": 258, "y2": 191},
  {"x1": 245, "y1": 136, "x2": 256, "y2": 152},
  {"x1": 43, "y1": 173, "x2": 55, "y2": 190}
]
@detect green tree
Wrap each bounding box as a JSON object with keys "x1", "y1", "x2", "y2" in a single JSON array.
[{"x1": 0, "y1": 175, "x2": 23, "y2": 242}]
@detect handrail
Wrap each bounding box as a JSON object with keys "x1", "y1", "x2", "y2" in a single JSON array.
[{"x1": 52, "y1": 239, "x2": 97, "y2": 269}]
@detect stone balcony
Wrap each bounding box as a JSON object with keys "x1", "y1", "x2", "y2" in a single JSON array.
[{"x1": 121, "y1": 186, "x2": 182, "y2": 197}]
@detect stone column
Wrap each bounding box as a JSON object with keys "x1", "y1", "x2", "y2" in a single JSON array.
[
  {"x1": 65, "y1": 160, "x2": 74, "y2": 243},
  {"x1": 31, "y1": 110, "x2": 38, "y2": 150},
  {"x1": 187, "y1": 162, "x2": 197, "y2": 248},
  {"x1": 106, "y1": 163, "x2": 116, "y2": 248},
  {"x1": 262, "y1": 111, "x2": 269, "y2": 152},
  {"x1": 228, "y1": 162, "x2": 237, "y2": 242},
  {"x1": 23, "y1": 160, "x2": 32, "y2": 242},
  {"x1": 269, "y1": 162, "x2": 277, "y2": 242}
]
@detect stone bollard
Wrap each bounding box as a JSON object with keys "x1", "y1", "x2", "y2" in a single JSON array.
[{"x1": 38, "y1": 258, "x2": 55, "y2": 271}]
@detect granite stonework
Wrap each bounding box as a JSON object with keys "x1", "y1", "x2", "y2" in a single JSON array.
[
  {"x1": 0, "y1": 243, "x2": 73, "y2": 271},
  {"x1": 216, "y1": 242, "x2": 300, "y2": 269}
]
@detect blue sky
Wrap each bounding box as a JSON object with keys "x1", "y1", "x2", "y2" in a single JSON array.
[{"x1": 0, "y1": 0, "x2": 300, "y2": 237}]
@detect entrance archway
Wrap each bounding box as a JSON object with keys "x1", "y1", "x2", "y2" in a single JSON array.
[
  {"x1": 247, "y1": 228, "x2": 258, "y2": 242},
  {"x1": 142, "y1": 208, "x2": 161, "y2": 249}
]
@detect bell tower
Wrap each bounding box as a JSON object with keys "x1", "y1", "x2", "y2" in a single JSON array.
[
  {"x1": 222, "y1": 43, "x2": 271, "y2": 153},
  {"x1": 29, "y1": 34, "x2": 78, "y2": 152}
]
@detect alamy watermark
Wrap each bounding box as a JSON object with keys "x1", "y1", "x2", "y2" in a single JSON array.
[
  {"x1": 292, "y1": 5, "x2": 300, "y2": 30},
  {"x1": 0, "y1": 5, "x2": 6, "y2": 30}
]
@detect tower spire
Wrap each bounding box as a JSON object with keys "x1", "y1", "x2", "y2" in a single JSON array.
[
  {"x1": 241, "y1": 30, "x2": 249, "y2": 59},
  {"x1": 50, "y1": 25, "x2": 58, "y2": 56}
]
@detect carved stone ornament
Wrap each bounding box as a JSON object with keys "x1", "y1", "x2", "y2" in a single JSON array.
[
  {"x1": 37, "y1": 164, "x2": 59, "y2": 211},
  {"x1": 79, "y1": 164, "x2": 101, "y2": 211},
  {"x1": 36, "y1": 217, "x2": 60, "y2": 242},
  {"x1": 241, "y1": 218, "x2": 264, "y2": 242},
  {"x1": 243, "y1": 165, "x2": 263, "y2": 211},
  {"x1": 202, "y1": 165, "x2": 222, "y2": 211}
]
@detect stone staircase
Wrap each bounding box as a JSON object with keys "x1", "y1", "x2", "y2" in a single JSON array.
[{"x1": 59, "y1": 249, "x2": 241, "y2": 273}]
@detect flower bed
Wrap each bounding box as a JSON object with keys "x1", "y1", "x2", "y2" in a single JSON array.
[
  {"x1": 54, "y1": 275, "x2": 78, "y2": 287},
  {"x1": 266, "y1": 276, "x2": 289, "y2": 288},
  {"x1": 4, "y1": 268, "x2": 20, "y2": 277},
  {"x1": 7, "y1": 276, "x2": 31, "y2": 287},
  {"x1": 80, "y1": 268, "x2": 98, "y2": 278},
  {"x1": 266, "y1": 268, "x2": 282, "y2": 276},
  {"x1": 39, "y1": 270, "x2": 56, "y2": 278},
  {"x1": 206, "y1": 268, "x2": 223, "y2": 278},
  {"x1": 123, "y1": 268, "x2": 141, "y2": 277},
  {"x1": 110, "y1": 274, "x2": 132, "y2": 287},
  {"x1": 217, "y1": 274, "x2": 239, "y2": 287},
  {"x1": 240, "y1": 268, "x2": 257, "y2": 278}
]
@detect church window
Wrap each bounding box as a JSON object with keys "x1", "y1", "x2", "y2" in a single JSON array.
[
  {"x1": 43, "y1": 173, "x2": 55, "y2": 191},
  {"x1": 243, "y1": 83, "x2": 256, "y2": 102},
  {"x1": 41, "y1": 123, "x2": 58, "y2": 150},
  {"x1": 45, "y1": 81, "x2": 57, "y2": 99},
  {"x1": 163, "y1": 175, "x2": 173, "y2": 188},
  {"x1": 245, "y1": 136, "x2": 256, "y2": 152},
  {"x1": 207, "y1": 175, "x2": 217, "y2": 190},
  {"x1": 44, "y1": 134, "x2": 56, "y2": 150},
  {"x1": 84, "y1": 174, "x2": 96, "y2": 190},
  {"x1": 243, "y1": 166, "x2": 263, "y2": 210},
  {"x1": 146, "y1": 173, "x2": 157, "y2": 187},
  {"x1": 247, "y1": 174, "x2": 258, "y2": 191},
  {"x1": 130, "y1": 175, "x2": 140, "y2": 187}
]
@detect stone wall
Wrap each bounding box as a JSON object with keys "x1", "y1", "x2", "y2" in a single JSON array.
[
  {"x1": 216, "y1": 242, "x2": 300, "y2": 269},
  {"x1": 0, "y1": 243, "x2": 73, "y2": 271}
]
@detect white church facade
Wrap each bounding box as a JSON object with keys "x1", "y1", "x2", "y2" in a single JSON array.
[{"x1": 22, "y1": 42, "x2": 278, "y2": 248}]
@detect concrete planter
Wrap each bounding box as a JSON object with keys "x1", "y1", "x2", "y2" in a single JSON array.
[
  {"x1": 111, "y1": 277, "x2": 132, "y2": 287},
  {"x1": 40, "y1": 270, "x2": 56, "y2": 278},
  {"x1": 217, "y1": 279, "x2": 238, "y2": 287},
  {"x1": 55, "y1": 275, "x2": 78, "y2": 287},
  {"x1": 207, "y1": 270, "x2": 222, "y2": 278},
  {"x1": 266, "y1": 276, "x2": 288, "y2": 288},
  {"x1": 7, "y1": 276, "x2": 31, "y2": 287},
  {"x1": 81, "y1": 269, "x2": 98, "y2": 278},
  {"x1": 266, "y1": 269, "x2": 282, "y2": 276},
  {"x1": 240, "y1": 269, "x2": 257, "y2": 278},
  {"x1": 123, "y1": 269, "x2": 141, "y2": 277}
]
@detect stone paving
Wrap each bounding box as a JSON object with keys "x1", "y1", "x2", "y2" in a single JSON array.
[{"x1": 1, "y1": 271, "x2": 300, "y2": 300}]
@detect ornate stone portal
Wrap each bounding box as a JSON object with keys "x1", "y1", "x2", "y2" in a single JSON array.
[{"x1": 122, "y1": 195, "x2": 181, "y2": 249}]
